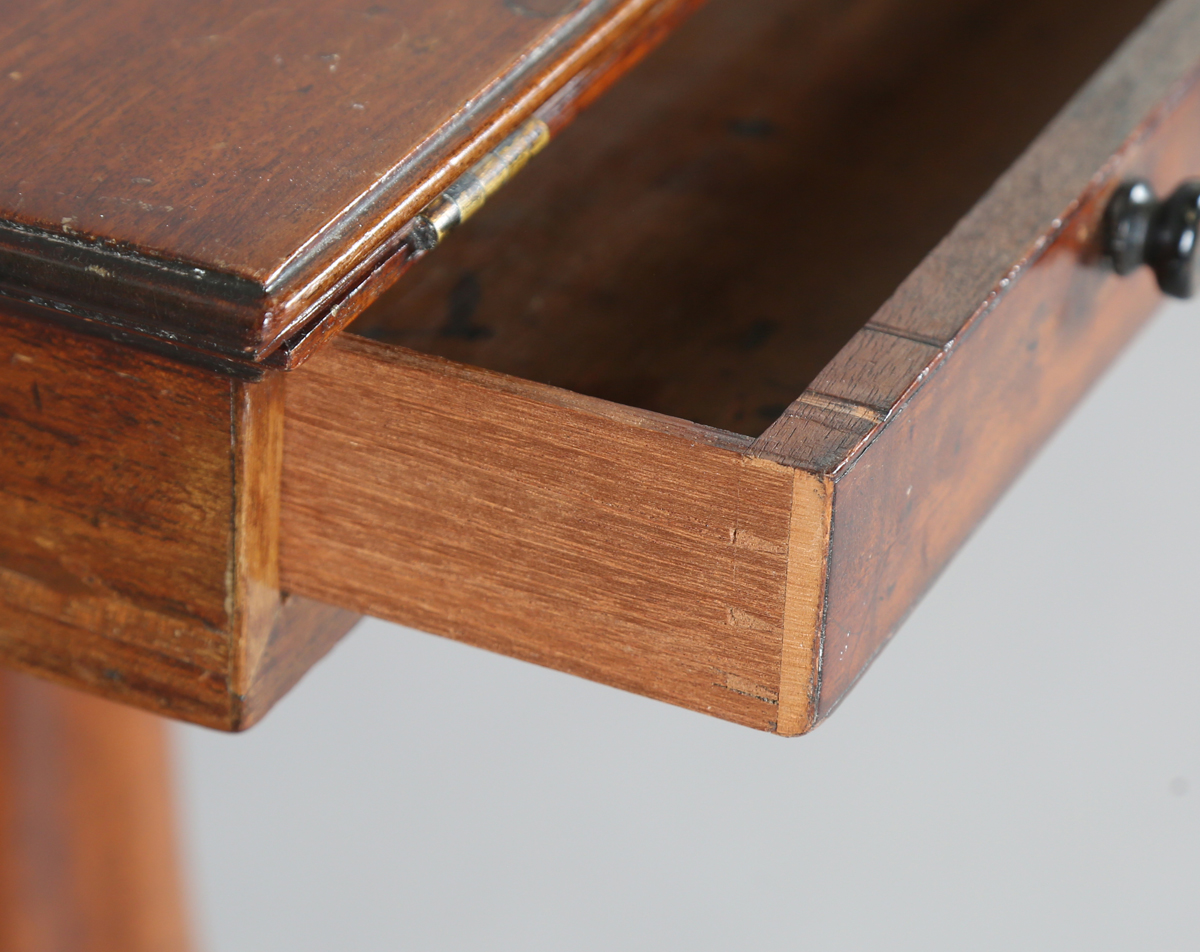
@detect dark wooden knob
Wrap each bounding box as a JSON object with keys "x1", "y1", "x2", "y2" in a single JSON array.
[{"x1": 1104, "y1": 179, "x2": 1200, "y2": 298}]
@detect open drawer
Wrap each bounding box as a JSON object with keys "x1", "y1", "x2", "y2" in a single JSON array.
[
  {"x1": 281, "y1": 0, "x2": 1200, "y2": 733},
  {"x1": 2, "y1": 0, "x2": 1199, "y2": 733}
]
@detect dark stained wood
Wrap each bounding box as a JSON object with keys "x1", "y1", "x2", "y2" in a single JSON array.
[
  {"x1": 0, "y1": 304, "x2": 235, "y2": 724},
  {"x1": 0, "y1": 304, "x2": 359, "y2": 728},
  {"x1": 757, "y1": 0, "x2": 1200, "y2": 718},
  {"x1": 266, "y1": 0, "x2": 709, "y2": 372},
  {"x1": 0, "y1": 0, "x2": 704, "y2": 365},
  {"x1": 0, "y1": 669, "x2": 192, "y2": 952},
  {"x1": 0, "y1": 0, "x2": 567, "y2": 278},
  {"x1": 350, "y1": 0, "x2": 1159, "y2": 436},
  {"x1": 816, "y1": 225, "x2": 1164, "y2": 717},
  {"x1": 280, "y1": 335, "x2": 819, "y2": 732},
  {"x1": 4, "y1": 0, "x2": 1199, "y2": 737}
]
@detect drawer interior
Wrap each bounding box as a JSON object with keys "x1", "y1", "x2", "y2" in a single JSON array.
[{"x1": 348, "y1": 0, "x2": 1158, "y2": 438}]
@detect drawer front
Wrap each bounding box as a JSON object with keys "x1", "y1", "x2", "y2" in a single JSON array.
[{"x1": 757, "y1": 0, "x2": 1200, "y2": 719}]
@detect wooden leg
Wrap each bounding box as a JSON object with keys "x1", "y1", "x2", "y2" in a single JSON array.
[{"x1": 0, "y1": 670, "x2": 192, "y2": 952}]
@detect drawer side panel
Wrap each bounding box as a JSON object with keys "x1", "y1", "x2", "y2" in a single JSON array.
[{"x1": 281, "y1": 337, "x2": 799, "y2": 731}]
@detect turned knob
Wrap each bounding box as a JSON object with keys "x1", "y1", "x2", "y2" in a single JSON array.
[{"x1": 1104, "y1": 179, "x2": 1200, "y2": 299}]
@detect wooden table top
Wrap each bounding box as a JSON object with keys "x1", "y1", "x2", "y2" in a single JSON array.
[{"x1": 0, "y1": 0, "x2": 668, "y2": 366}]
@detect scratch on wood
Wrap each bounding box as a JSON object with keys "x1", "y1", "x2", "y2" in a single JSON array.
[
  {"x1": 793, "y1": 391, "x2": 886, "y2": 423},
  {"x1": 717, "y1": 671, "x2": 778, "y2": 704}
]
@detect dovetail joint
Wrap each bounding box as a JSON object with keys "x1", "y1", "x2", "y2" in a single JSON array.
[{"x1": 411, "y1": 117, "x2": 551, "y2": 251}]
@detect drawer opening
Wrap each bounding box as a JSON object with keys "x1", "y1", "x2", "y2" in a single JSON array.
[{"x1": 348, "y1": 0, "x2": 1158, "y2": 438}]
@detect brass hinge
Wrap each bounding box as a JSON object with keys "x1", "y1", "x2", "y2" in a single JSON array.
[{"x1": 410, "y1": 117, "x2": 551, "y2": 252}]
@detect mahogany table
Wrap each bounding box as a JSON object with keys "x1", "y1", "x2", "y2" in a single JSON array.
[{"x1": 1, "y1": 0, "x2": 1198, "y2": 944}]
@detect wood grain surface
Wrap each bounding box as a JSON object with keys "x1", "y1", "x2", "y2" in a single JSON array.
[
  {"x1": 281, "y1": 335, "x2": 824, "y2": 732},
  {"x1": 0, "y1": 0, "x2": 702, "y2": 365},
  {"x1": 352, "y1": 0, "x2": 1158, "y2": 436},
  {"x1": 0, "y1": 304, "x2": 358, "y2": 728},
  {"x1": 0, "y1": 669, "x2": 191, "y2": 952},
  {"x1": 302, "y1": 0, "x2": 1200, "y2": 728},
  {"x1": 0, "y1": 304, "x2": 235, "y2": 724},
  {"x1": 266, "y1": 0, "x2": 709, "y2": 372},
  {"x1": 236, "y1": 594, "x2": 362, "y2": 729},
  {"x1": 5, "y1": 0, "x2": 1198, "y2": 733}
]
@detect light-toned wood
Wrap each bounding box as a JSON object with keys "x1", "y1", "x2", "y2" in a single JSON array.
[
  {"x1": 777, "y1": 472, "x2": 831, "y2": 735},
  {"x1": 232, "y1": 374, "x2": 285, "y2": 701},
  {"x1": 281, "y1": 336, "x2": 823, "y2": 732},
  {"x1": 0, "y1": 669, "x2": 191, "y2": 952}
]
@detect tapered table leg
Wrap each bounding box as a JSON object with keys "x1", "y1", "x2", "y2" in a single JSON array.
[{"x1": 0, "y1": 670, "x2": 192, "y2": 952}]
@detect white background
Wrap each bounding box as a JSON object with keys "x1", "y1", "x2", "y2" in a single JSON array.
[{"x1": 177, "y1": 297, "x2": 1200, "y2": 951}]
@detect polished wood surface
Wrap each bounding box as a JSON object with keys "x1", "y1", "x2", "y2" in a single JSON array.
[
  {"x1": 0, "y1": 0, "x2": 701, "y2": 365},
  {"x1": 3, "y1": 0, "x2": 1198, "y2": 734},
  {"x1": 0, "y1": 305, "x2": 358, "y2": 728},
  {"x1": 266, "y1": 0, "x2": 708, "y2": 372},
  {"x1": 0, "y1": 670, "x2": 191, "y2": 952},
  {"x1": 351, "y1": 0, "x2": 1158, "y2": 436}
]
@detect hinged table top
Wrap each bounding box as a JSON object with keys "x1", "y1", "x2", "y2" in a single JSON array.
[{"x1": 0, "y1": 0, "x2": 663, "y2": 366}]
